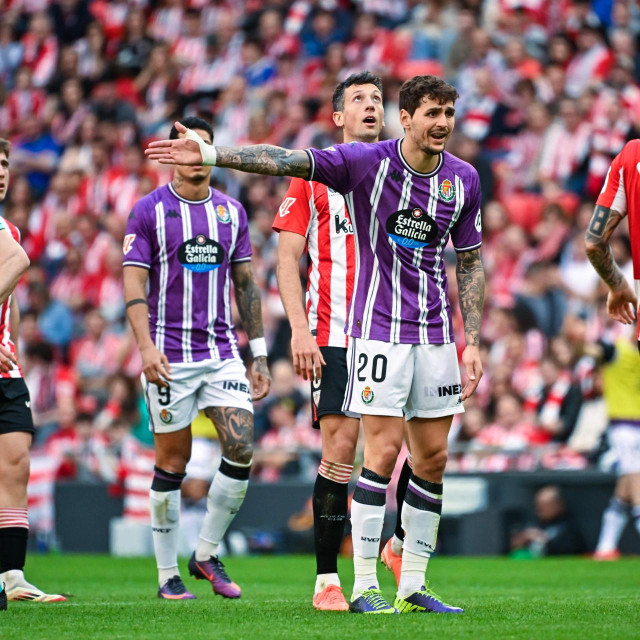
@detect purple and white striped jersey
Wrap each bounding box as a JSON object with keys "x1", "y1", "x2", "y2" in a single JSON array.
[
  {"x1": 123, "y1": 183, "x2": 252, "y2": 363},
  {"x1": 306, "y1": 139, "x2": 482, "y2": 345}
]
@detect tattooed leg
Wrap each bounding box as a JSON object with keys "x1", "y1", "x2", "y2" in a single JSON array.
[{"x1": 204, "y1": 407, "x2": 254, "y2": 464}]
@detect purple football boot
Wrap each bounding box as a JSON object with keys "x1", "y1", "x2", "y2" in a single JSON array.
[
  {"x1": 188, "y1": 553, "x2": 241, "y2": 599},
  {"x1": 158, "y1": 576, "x2": 196, "y2": 600}
]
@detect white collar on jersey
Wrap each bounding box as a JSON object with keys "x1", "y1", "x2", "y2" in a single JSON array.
[
  {"x1": 396, "y1": 138, "x2": 444, "y2": 178},
  {"x1": 168, "y1": 182, "x2": 213, "y2": 204}
]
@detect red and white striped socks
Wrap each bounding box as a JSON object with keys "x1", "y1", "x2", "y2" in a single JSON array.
[
  {"x1": 318, "y1": 459, "x2": 353, "y2": 484},
  {"x1": 0, "y1": 508, "x2": 28, "y2": 529}
]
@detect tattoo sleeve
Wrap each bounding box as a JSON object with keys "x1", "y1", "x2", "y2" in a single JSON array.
[
  {"x1": 231, "y1": 261, "x2": 265, "y2": 340},
  {"x1": 215, "y1": 145, "x2": 311, "y2": 179},
  {"x1": 456, "y1": 249, "x2": 485, "y2": 346},
  {"x1": 584, "y1": 205, "x2": 626, "y2": 290},
  {"x1": 204, "y1": 407, "x2": 253, "y2": 464}
]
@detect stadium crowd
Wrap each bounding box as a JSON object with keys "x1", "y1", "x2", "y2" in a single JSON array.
[{"x1": 0, "y1": 0, "x2": 638, "y2": 515}]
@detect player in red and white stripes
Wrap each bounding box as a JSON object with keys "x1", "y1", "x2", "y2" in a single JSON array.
[
  {"x1": 0, "y1": 138, "x2": 65, "y2": 609},
  {"x1": 273, "y1": 72, "x2": 389, "y2": 611}
]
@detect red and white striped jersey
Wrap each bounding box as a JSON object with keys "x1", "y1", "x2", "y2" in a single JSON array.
[
  {"x1": 0, "y1": 218, "x2": 23, "y2": 379},
  {"x1": 272, "y1": 178, "x2": 355, "y2": 348},
  {"x1": 597, "y1": 140, "x2": 640, "y2": 279}
]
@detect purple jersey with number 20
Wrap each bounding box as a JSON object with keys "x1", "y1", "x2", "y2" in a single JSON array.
[
  {"x1": 306, "y1": 139, "x2": 482, "y2": 345},
  {"x1": 123, "y1": 183, "x2": 252, "y2": 363}
]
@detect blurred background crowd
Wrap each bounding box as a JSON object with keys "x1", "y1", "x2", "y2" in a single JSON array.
[{"x1": 0, "y1": 0, "x2": 639, "y2": 518}]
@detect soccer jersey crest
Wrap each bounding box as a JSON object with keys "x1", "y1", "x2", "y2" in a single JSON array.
[
  {"x1": 438, "y1": 179, "x2": 455, "y2": 202},
  {"x1": 160, "y1": 409, "x2": 173, "y2": 423},
  {"x1": 216, "y1": 205, "x2": 231, "y2": 223},
  {"x1": 361, "y1": 386, "x2": 374, "y2": 404}
]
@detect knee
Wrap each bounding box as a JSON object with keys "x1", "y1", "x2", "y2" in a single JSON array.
[
  {"x1": 2, "y1": 448, "x2": 30, "y2": 487},
  {"x1": 413, "y1": 449, "x2": 448, "y2": 482},
  {"x1": 366, "y1": 443, "x2": 401, "y2": 478},
  {"x1": 225, "y1": 442, "x2": 253, "y2": 466},
  {"x1": 324, "y1": 434, "x2": 358, "y2": 465},
  {"x1": 157, "y1": 451, "x2": 191, "y2": 474}
]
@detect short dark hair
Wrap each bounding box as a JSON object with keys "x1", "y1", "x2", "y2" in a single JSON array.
[
  {"x1": 399, "y1": 75, "x2": 459, "y2": 116},
  {"x1": 0, "y1": 138, "x2": 10, "y2": 158},
  {"x1": 170, "y1": 117, "x2": 214, "y2": 142},
  {"x1": 332, "y1": 71, "x2": 383, "y2": 112}
]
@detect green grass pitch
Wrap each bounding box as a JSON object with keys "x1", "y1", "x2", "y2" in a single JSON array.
[{"x1": 3, "y1": 555, "x2": 639, "y2": 639}]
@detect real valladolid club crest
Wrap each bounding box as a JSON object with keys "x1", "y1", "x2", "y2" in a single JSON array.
[
  {"x1": 216, "y1": 204, "x2": 231, "y2": 223},
  {"x1": 160, "y1": 409, "x2": 173, "y2": 424},
  {"x1": 438, "y1": 178, "x2": 455, "y2": 202},
  {"x1": 361, "y1": 386, "x2": 374, "y2": 404}
]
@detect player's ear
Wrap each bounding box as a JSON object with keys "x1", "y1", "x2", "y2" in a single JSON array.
[
  {"x1": 399, "y1": 109, "x2": 411, "y2": 131},
  {"x1": 333, "y1": 111, "x2": 344, "y2": 128}
]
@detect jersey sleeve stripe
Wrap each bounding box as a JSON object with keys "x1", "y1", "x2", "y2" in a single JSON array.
[
  {"x1": 230, "y1": 256, "x2": 252, "y2": 263},
  {"x1": 305, "y1": 149, "x2": 316, "y2": 181},
  {"x1": 453, "y1": 241, "x2": 482, "y2": 252},
  {"x1": 123, "y1": 260, "x2": 151, "y2": 268}
]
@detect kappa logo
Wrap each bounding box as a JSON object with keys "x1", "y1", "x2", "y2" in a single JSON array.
[
  {"x1": 361, "y1": 386, "x2": 374, "y2": 404},
  {"x1": 438, "y1": 178, "x2": 455, "y2": 202},
  {"x1": 122, "y1": 234, "x2": 136, "y2": 255},
  {"x1": 216, "y1": 204, "x2": 231, "y2": 224},
  {"x1": 166, "y1": 209, "x2": 180, "y2": 218},
  {"x1": 278, "y1": 197, "x2": 296, "y2": 218},
  {"x1": 389, "y1": 169, "x2": 404, "y2": 184}
]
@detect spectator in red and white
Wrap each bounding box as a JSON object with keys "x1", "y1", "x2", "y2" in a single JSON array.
[
  {"x1": 69, "y1": 306, "x2": 127, "y2": 401},
  {"x1": 538, "y1": 97, "x2": 591, "y2": 192},
  {"x1": 74, "y1": 21, "x2": 107, "y2": 84},
  {"x1": 22, "y1": 340, "x2": 76, "y2": 442},
  {"x1": 89, "y1": 0, "x2": 128, "y2": 46},
  {"x1": 460, "y1": 67, "x2": 499, "y2": 142},
  {"x1": 76, "y1": 214, "x2": 112, "y2": 278},
  {"x1": 114, "y1": 7, "x2": 155, "y2": 79},
  {"x1": 50, "y1": 246, "x2": 89, "y2": 312},
  {"x1": 171, "y1": 7, "x2": 207, "y2": 68},
  {"x1": 50, "y1": 77, "x2": 91, "y2": 146},
  {"x1": 95, "y1": 240, "x2": 125, "y2": 322},
  {"x1": 344, "y1": 13, "x2": 388, "y2": 74},
  {"x1": 565, "y1": 23, "x2": 613, "y2": 98},
  {"x1": 496, "y1": 101, "x2": 551, "y2": 195},
  {"x1": 5, "y1": 66, "x2": 47, "y2": 135},
  {"x1": 149, "y1": 0, "x2": 185, "y2": 44},
  {"x1": 20, "y1": 11, "x2": 58, "y2": 87},
  {"x1": 585, "y1": 93, "x2": 634, "y2": 198},
  {"x1": 257, "y1": 8, "x2": 298, "y2": 59},
  {"x1": 77, "y1": 137, "x2": 111, "y2": 217},
  {"x1": 134, "y1": 43, "x2": 179, "y2": 136}
]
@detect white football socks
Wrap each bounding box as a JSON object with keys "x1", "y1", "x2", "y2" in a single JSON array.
[
  {"x1": 149, "y1": 489, "x2": 181, "y2": 586},
  {"x1": 195, "y1": 458, "x2": 250, "y2": 562},
  {"x1": 596, "y1": 497, "x2": 629, "y2": 553}
]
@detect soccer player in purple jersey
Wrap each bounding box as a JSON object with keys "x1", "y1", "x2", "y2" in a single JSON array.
[
  {"x1": 146, "y1": 76, "x2": 485, "y2": 614},
  {"x1": 124, "y1": 117, "x2": 271, "y2": 600}
]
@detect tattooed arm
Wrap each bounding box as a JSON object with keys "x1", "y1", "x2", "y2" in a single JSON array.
[
  {"x1": 231, "y1": 261, "x2": 271, "y2": 400},
  {"x1": 584, "y1": 204, "x2": 637, "y2": 324},
  {"x1": 456, "y1": 248, "x2": 485, "y2": 400},
  {"x1": 145, "y1": 122, "x2": 310, "y2": 178}
]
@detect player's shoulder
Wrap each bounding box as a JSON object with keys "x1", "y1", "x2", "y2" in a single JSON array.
[
  {"x1": 618, "y1": 138, "x2": 640, "y2": 165},
  {"x1": 442, "y1": 151, "x2": 479, "y2": 180},
  {"x1": 1, "y1": 218, "x2": 20, "y2": 243}
]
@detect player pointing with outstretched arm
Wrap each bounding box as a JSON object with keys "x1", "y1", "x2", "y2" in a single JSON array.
[
  {"x1": 125, "y1": 117, "x2": 270, "y2": 600},
  {"x1": 0, "y1": 138, "x2": 65, "y2": 609},
  {"x1": 146, "y1": 76, "x2": 485, "y2": 614},
  {"x1": 585, "y1": 139, "x2": 640, "y2": 559}
]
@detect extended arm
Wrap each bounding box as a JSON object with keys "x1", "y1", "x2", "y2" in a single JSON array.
[
  {"x1": 0, "y1": 231, "x2": 29, "y2": 305},
  {"x1": 276, "y1": 231, "x2": 325, "y2": 380},
  {"x1": 145, "y1": 122, "x2": 310, "y2": 178},
  {"x1": 456, "y1": 248, "x2": 485, "y2": 399},
  {"x1": 123, "y1": 265, "x2": 172, "y2": 388},
  {"x1": 231, "y1": 261, "x2": 271, "y2": 400},
  {"x1": 584, "y1": 204, "x2": 637, "y2": 324}
]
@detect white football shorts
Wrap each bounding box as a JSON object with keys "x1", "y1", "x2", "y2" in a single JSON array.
[
  {"x1": 143, "y1": 357, "x2": 253, "y2": 434},
  {"x1": 608, "y1": 423, "x2": 640, "y2": 475},
  {"x1": 342, "y1": 338, "x2": 465, "y2": 420}
]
